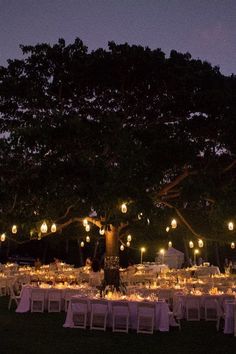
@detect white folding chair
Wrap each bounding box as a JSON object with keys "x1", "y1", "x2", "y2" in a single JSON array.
[
  {"x1": 185, "y1": 296, "x2": 200, "y2": 321},
  {"x1": 137, "y1": 302, "x2": 155, "y2": 334},
  {"x1": 64, "y1": 289, "x2": 78, "y2": 312},
  {"x1": 71, "y1": 298, "x2": 89, "y2": 329},
  {"x1": 90, "y1": 299, "x2": 108, "y2": 331},
  {"x1": 111, "y1": 301, "x2": 129, "y2": 333},
  {"x1": 48, "y1": 289, "x2": 61, "y2": 312},
  {"x1": 30, "y1": 289, "x2": 45, "y2": 312},
  {"x1": 8, "y1": 284, "x2": 21, "y2": 310},
  {"x1": 204, "y1": 297, "x2": 218, "y2": 321}
]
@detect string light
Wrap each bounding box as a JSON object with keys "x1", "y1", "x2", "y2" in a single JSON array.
[
  {"x1": 1, "y1": 233, "x2": 6, "y2": 242},
  {"x1": 189, "y1": 241, "x2": 194, "y2": 248},
  {"x1": 40, "y1": 221, "x2": 48, "y2": 234},
  {"x1": 127, "y1": 234, "x2": 132, "y2": 242},
  {"x1": 171, "y1": 219, "x2": 177, "y2": 229},
  {"x1": 198, "y1": 239, "x2": 204, "y2": 248},
  {"x1": 83, "y1": 219, "x2": 88, "y2": 227},
  {"x1": 138, "y1": 212, "x2": 143, "y2": 220},
  {"x1": 231, "y1": 242, "x2": 235, "y2": 249},
  {"x1": 126, "y1": 241, "x2": 130, "y2": 247},
  {"x1": 120, "y1": 245, "x2": 124, "y2": 251},
  {"x1": 80, "y1": 241, "x2": 85, "y2": 247},
  {"x1": 228, "y1": 222, "x2": 234, "y2": 231},
  {"x1": 121, "y1": 203, "x2": 127, "y2": 213},
  {"x1": 11, "y1": 225, "x2": 17, "y2": 234},
  {"x1": 166, "y1": 226, "x2": 170, "y2": 232},
  {"x1": 99, "y1": 228, "x2": 105, "y2": 235},
  {"x1": 51, "y1": 223, "x2": 57, "y2": 233},
  {"x1": 85, "y1": 224, "x2": 90, "y2": 232},
  {"x1": 168, "y1": 241, "x2": 172, "y2": 248},
  {"x1": 86, "y1": 235, "x2": 90, "y2": 243}
]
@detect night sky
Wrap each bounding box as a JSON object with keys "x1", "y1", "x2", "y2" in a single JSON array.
[{"x1": 0, "y1": 0, "x2": 235, "y2": 76}]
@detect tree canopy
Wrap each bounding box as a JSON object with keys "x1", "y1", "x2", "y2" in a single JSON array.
[{"x1": 0, "y1": 38, "x2": 236, "y2": 247}]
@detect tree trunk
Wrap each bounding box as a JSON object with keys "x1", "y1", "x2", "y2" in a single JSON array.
[{"x1": 104, "y1": 226, "x2": 120, "y2": 288}]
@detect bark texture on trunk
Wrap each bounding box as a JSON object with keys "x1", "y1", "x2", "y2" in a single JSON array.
[{"x1": 104, "y1": 226, "x2": 120, "y2": 288}]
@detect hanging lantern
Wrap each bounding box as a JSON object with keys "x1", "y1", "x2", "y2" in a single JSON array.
[
  {"x1": 120, "y1": 245, "x2": 124, "y2": 251},
  {"x1": 228, "y1": 222, "x2": 234, "y2": 231},
  {"x1": 126, "y1": 241, "x2": 130, "y2": 247},
  {"x1": 231, "y1": 242, "x2": 235, "y2": 249},
  {"x1": 83, "y1": 219, "x2": 88, "y2": 227},
  {"x1": 171, "y1": 219, "x2": 177, "y2": 229},
  {"x1": 40, "y1": 221, "x2": 48, "y2": 234},
  {"x1": 85, "y1": 224, "x2": 90, "y2": 232},
  {"x1": 99, "y1": 228, "x2": 105, "y2": 235},
  {"x1": 127, "y1": 234, "x2": 132, "y2": 242},
  {"x1": 166, "y1": 226, "x2": 170, "y2": 232},
  {"x1": 80, "y1": 241, "x2": 85, "y2": 247},
  {"x1": 189, "y1": 241, "x2": 194, "y2": 248},
  {"x1": 51, "y1": 223, "x2": 57, "y2": 233},
  {"x1": 147, "y1": 218, "x2": 150, "y2": 225},
  {"x1": 86, "y1": 235, "x2": 90, "y2": 243},
  {"x1": 198, "y1": 239, "x2": 204, "y2": 248},
  {"x1": 121, "y1": 203, "x2": 127, "y2": 213},
  {"x1": 138, "y1": 212, "x2": 143, "y2": 220},
  {"x1": 11, "y1": 225, "x2": 17, "y2": 234},
  {"x1": 168, "y1": 241, "x2": 172, "y2": 248},
  {"x1": 1, "y1": 233, "x2": 6, "y2": 242}
]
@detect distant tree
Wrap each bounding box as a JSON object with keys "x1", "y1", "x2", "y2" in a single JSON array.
[{"x1": 0, "y1": 39, "x2": 236, "y2": 286}]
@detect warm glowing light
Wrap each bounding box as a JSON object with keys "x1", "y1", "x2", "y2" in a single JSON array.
[
  {"x1": 171, "y1": 219, "x2": 177, "y2": 229},
  {"x1": 166, "y1": 226, "x2": 170, "y2": 232},
  {"x1": 189, "y1": 241, "x2": 194, "y2": 248},
  {"x1": 126, "y1": 241, "x2": 130, "y2": 247},
  {"x1": 11, "y1": 225, "x2": 17, "y2": 234},
  {"x1": 231, "y1": 242, "x2": 235, "y2": 249},
  {"x1": 120, "y1": 245, "x2": 124, "y2": 251},
  {"x1": 228, "y1": 222, "x2": 234, "y2": 231},
  {"x1": 1, "y1": 233, "x2": 6, "y2": 242},
  {"x1": 168, "y1": 241, "x2": 172, "y2": 248},
  {"x1": 138, "y1": 212, "x2": 143, "y2": 220},
  {"x1": 160, "y1": 248, "x2": 165, "y2": 255},
  {"x1": 83, "y1": 219, "x2": 88, "y2": 227},
  {"x1": 121, "y1": 203, "x2": 127, "y2": 213},
  {"x1": 51, "y1": 223, "x2": 57, "y2": 233},
  {"x1": 194, "y1": 249, "x2": 199, "y2": 255},
  {"x1": 198, "y1": 239, "x2": 204, "y2": 248},
  {"x1": 141, "y1": 247, "x2": 146, "y2": 253},
  {"x1": 40, "y1": 221, "x2": 48, "y2": 234},
  {"x1": 85, "y1": 224, "x2": 90, "y2": 232},
  {"x1": 86, "y1": 235, "x2": 90, "y2": 243},
  {"x1": 80, "y1": 241, "x2": 85, "y2": 247},
  {"x1": 147, "y1": 218, "x2": 150, "y2": 225},
  {"x1": 127, "y1": 234, "x2": 132, "y2": 242},
  {"x1": 99, "y1": 228, "x2": 105, "y2": 235}
]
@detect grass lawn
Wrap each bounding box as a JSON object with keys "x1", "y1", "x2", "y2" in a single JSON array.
[{"x1": 0, "y1": 296, "x2": 236, "y2": 354}]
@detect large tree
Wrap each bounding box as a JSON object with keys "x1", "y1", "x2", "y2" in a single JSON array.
[{"x1": 0, "y1": 38, "x2": 236, "y2": 286}]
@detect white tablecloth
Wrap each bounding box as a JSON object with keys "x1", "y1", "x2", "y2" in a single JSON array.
[
  {"x1": 64, "y1": 297, "x2": 170, "y2": 331},
  {"x1": 224, "y1": 302, "x2": 236, "y2": 334}
]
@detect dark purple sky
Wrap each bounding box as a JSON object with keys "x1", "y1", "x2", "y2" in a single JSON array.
[{"x1": 0, "y1": 0, "x2": 235, "y2": 75}]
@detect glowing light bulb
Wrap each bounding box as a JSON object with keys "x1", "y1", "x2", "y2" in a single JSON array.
[
  {"x1": 228, "y1": 222, "x2": 234, "y2": 231},
  {"x1": 120, "y1": 245, "x2": 124, "y2": 251},
  {"x1": 168, "y1": 241, "x2": 172, "y2": 248},
  {"x1": 121, "y1": 203, "x2": 127, "y2": 213},
  {"x1": 99, "y1": 228, "x2": 105, "y2": 235},
  {"x1": 231, "y1": 242, "x2": 235, "y2": 249},
  {"x1": 198, "y1": 239, "x2": 204, "y2": 248},
  {"x1": 138, "y1": 212, "x2": 143, "y2": 220},
  {"x1": 11, "y1": 225, "x2": 17, "y2": 234},
  {"x1": 85, "y1": 224, "x2": 90, "y2": 232},
  {"x1": 166, "y1": 226, "x2": 170, "y2": 232},
  {"x1": 80, "y1": 241, "x2": 85, "y2": 247},
  {"x1": 86, "y1": 235, "x2": 90, "y2": 243},
  {"x1": 126, "y1": 241, "x2": 130, "y2": 247},
  {"x1": 127, "y1": 234, "x2": 132, "y2": 242},
  {"x1": 1, "y1": 233, "x2": 6, "y2": 242},
  {"x1": 40, "y1": 221, "x2": 48, "y2": 234},
  {"x1": 171, "y1": 219, "x2": 177, "y2": 229},
  {"x1": 83, "y1": 219, "x2": 88, "y2": 227},
  {"x1": 51, "y1": 223, "x2": 57, "y2": 233},
  {"x1": 189, "y1": 241, "x2": 194, "y2": 248}
]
